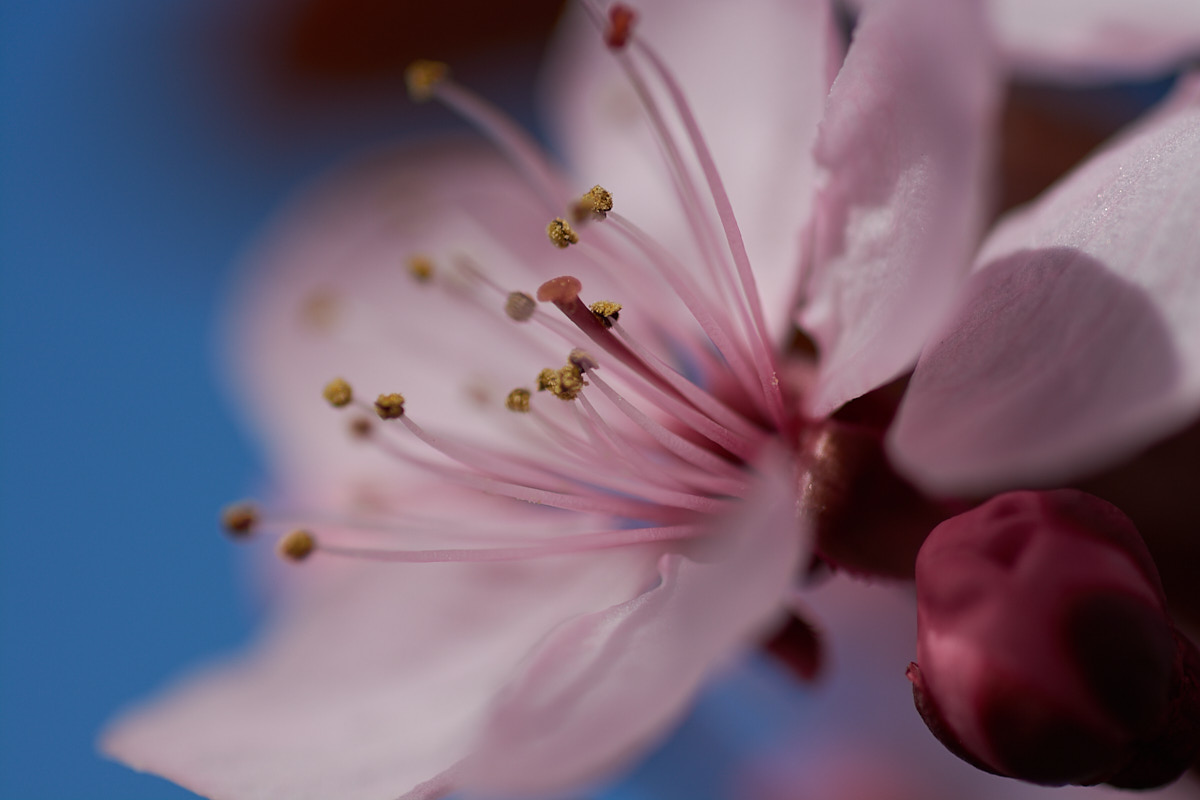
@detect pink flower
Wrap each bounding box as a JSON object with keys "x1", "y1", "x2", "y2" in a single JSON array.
[{"x1": 100, "y1": 0, "x2": 1200, "y2": 798}]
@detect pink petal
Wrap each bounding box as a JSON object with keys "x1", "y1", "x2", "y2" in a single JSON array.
[
  {"x1": 542, "y1": 0, "x2": 841, "y2": 338},
  {"x1": 889, "y1": 76, "x2": 1200, "y2": 495},
  {"x1": 798, "y1": 0, "x2": 1001, "y2": 417},
  {"x1": 101, "y1": 546, "x2": 666, "y2": 800},
  {"x1": 102, "y1": 465, "x2": 804, "y2": 800},
  {"x1": 223, "y1": 143, "x2": 661, "y2": 491},
  {"x1": 458, "y1": 459, "x2": 806, "y2": 795},
  {"x1": 987, "y1": 0, "x2": 1200, "y2": 82}
]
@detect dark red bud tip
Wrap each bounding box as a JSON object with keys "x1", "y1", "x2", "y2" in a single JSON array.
[
  {"x1": 911, "y1": 490, "x2": 1198, "y2": 789},
  {"x1": 605, "y1": 4, "x2": 637, "y2": 50},
  {"x1": 763, "y1": 614, "x2": 823, "y2": 682},
  {"x1": 536, "y1": 275, "x2": 582, "y2": 304}
]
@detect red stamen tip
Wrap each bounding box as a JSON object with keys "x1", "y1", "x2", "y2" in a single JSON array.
[
  {"x1": 605, "y1": 4, "x2": 637, "y2": 50},
  {"x1": 536, "y1": 275, "x2": 582, "y2": 304}
]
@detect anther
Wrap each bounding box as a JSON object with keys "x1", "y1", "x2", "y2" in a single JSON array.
[
  {"x1": 537, "y1": 360, "x2": 588, "y2": 402},
  {"x1": 349, "y1": 416, "x2": 374, "y2": 438},
  {"x1": 505, "y1": 388, "x2": 532, "y2": 413},
  {"x1": 573, "y1": 185, "x2": 614, "y2": 222},
  {"x1": 556, "y1": 363, "x2": 587, "y2": 400},
  {"x1": 220, "y1": 502, "x2": 258, "y2": 539},
  {"x1": 536, "y1": 368, "x2": 558, "y2": 393},
  {"x1": 323, "y1": 378, "x2": 353, "y2": 408},
  {"x1": 405, "y1": 60, "x2": 449, "y2": 102},
  {"x1": 589, "y1": 300, "x2": 622, "y2": 328},
  {"x1": 277, "y1": 529, "x2": 316, "y2": 562},
  {"x1": 606, "y1": 4, "x2": 637, "y2": 49},
  {"x1": 374, "y1": 393, "x2": 406, "y2": 419},
  {"x1": 546, "y1": 218, "x2": 579, "y2": 249},
  {"x1": 407, "y1": 255, "x2": 435, "y2": 283},
  {"x1": 569, "y1": 348, "x2": 599, "y2": 372},
  {"x1": 505, "y1": 291, "x2": 537, "y2": 322}
]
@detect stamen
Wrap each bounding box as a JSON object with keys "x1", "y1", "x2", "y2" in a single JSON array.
[
  {"x1": 605, "y1": 4, "x2": 637, "y2": 50},
  {"x1": 634, "y1": 41, "x2": 788, "y2": 428},
  {"x1": 589, "y1": 300, "x2": 622, "y2": 328},
  {"x1": 220, "y1": 502, "x2": 258, "y2": 539},
  {"x1": 536, "y1": 361, "x2": 588, "y2": 401},
  {"x1": 536, "y1": 275, "x2": 675, "y2": 396},
  {"x1": 407, "y1": 255, "x2": 435, "y2": 283},
  {"x1": 547, "y1": 217, "x2": 580, "y2": 249},
  {"x1": 323, "y1": 378, "x2": 353, "y2": 408},
  {"x1": 504, "y1": 291, "x2": 537, "y2": 322},
  {"x1": 315, "y1": 524, "x2": 705, "y2": 564},
  {"x1": 505, "y1": 388, "x2": 532, "y2": 413},
  {"x1": 277, "y1": 529, "x2": 316, "y2": 562},
  {"x1": 573, "y1": 185, "x2": 614, "y2": 222},
  {"x1": 374, "y1": 393, "x2": 406, "y2": 419},
  {"x1": 411, "y1": 63, "x2": 568, "y2": 210},
  {"x1": 586, "y1": 369, "x2": 748, "y2": 482},
  {"x1": 405, "y1": 60, "x2": 449, "y2": 102},
  {"x1": 349, "y1": 416, "x2": 374, "y2": 438},
  {"x1": 568, "y1": 347, "x2": 600, "y2": 372}
]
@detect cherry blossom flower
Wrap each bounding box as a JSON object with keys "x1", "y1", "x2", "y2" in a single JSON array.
[{"x1": 100, "y1": 0, "x2": 1200, "y2": 797}]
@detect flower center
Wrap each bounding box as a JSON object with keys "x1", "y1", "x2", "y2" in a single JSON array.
[{"x1": 224, "y1": 3, "x2": 822, "y2": 567}]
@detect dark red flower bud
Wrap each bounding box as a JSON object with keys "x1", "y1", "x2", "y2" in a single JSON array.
[{"x1": 909, "y1": 490, "x2": 1200, "y2": 788}]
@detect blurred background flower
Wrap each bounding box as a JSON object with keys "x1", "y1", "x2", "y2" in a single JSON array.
[{"x1": 1, "y1": 0, "x2": 1195, "y2": 798}]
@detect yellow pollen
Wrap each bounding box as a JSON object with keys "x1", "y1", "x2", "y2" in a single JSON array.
[
  {"x1": 374, "y1": 393, "x2": 406, "y2": 419},
  {"x1": 589, "y1": 300, "x2": 622, "y2": 328},
  {"x1": 547, "y1": 217, "x2": 579, "y2": 249},
  {"x1": 407, "y1": 255, "x2": 435, "y2": 283},
  {"x1": 220, "y1": 502, "x2": 258, "y2": 538},
  {"x1": 505, "y1": 291, "x2": 537, "y2": 322},
  {"x1": 405, "y1": 60, "x2": 449, "y2": 102},
  {"x1": 536, "y1": 362, "x2": 588, "y2": 401},
  {"x1": 323, "y1": 378, "x2": 353, "y2": 407},
  {"x1": 575, "y1": 185, "x2": 614, "y2": 222},
  {"x1": 277, "y1": 529, "x2": 316, "y2": 562},
  {"x1": 505, "y1": 388, "x2": 532, "y2": 413}
]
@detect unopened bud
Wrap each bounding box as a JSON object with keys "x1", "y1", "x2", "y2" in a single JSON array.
[{"x1": 910, "y1": 490, "x2": 1200, "y2": 789}]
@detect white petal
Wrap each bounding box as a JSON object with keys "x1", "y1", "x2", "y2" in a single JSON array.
[
  {"x1": 890, "y1": 75, "x2": 1200, "y2": 494},
  {"x1": 459, "y1": 457, "x2": 806, "y2": 795},
  {"x1": 987, "y1": 0, "x2": 1200, "y2": 82},
  {"x1": 101, "y1": 547, "x2": 664, "y2": 800},
  {"x1": 798, "y1": 0, "x2": 1000, "y2": 417},
  {"x1": 542, "y1": 0, "x2": 841, "y2": 339}
]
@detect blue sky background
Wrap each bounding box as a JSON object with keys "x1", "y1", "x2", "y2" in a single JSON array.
[{"x1": 0, "y1": 2, "x2": 818, "y2": 797}]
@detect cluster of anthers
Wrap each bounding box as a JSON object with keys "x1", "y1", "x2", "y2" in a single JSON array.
[{"x1": 220, "y1": 2, "x2": 808, "y2": 572}]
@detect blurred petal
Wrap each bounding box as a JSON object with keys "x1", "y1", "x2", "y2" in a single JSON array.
[
  {"x1": 890, "y1": 76, "x2": 1200, "y2": 494},
  {"x1": 223, "y1": 142, "x2": 661, "y2": 494},
  {"x1": 102, "y1": 464, "x2": 804, "y2": 800},
  {"x1": 987, "y1": 0, "x2": 1200, "y2": 82},
  {"x1": 543, "y1": 0, "x2": 841, "y2": 338},
  {"x1": 461, "y1": 459, "x2": 806, "y2": 794},
  {"x1": 798, "y1": 0, "x2": 1000, "y2": 417},
  {"x1": 101, "y1": 547, "x2": 665, "y2": 800}
]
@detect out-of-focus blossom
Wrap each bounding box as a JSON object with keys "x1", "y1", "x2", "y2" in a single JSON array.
[
  {"x1": 888, "y1": 74, "x2": 1200, "y2": 496},
  {"x1": 910, "y1": 490, "x2": 1200, "y2": 788},
  {"x1": 985, "y1": 0, "x2": 1200, "y2": 82},
  {"x1": 99, "y1": 0, "x2": 1200, "y2": 797}
]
